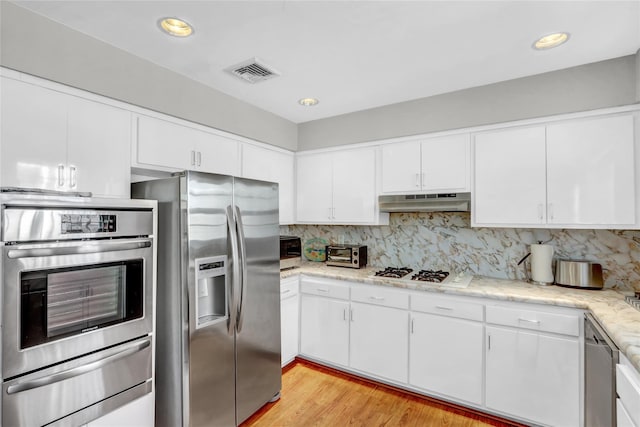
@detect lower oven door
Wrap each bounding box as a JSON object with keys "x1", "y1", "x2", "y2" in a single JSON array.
[
  {"x1": 3, "y1": 336, "x2": 152, "y2": 427},
  {"x1": 2, "y1": 238, "x2": 153, "y2": 378}
]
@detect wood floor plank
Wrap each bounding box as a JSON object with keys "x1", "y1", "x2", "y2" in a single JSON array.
[{"x1": 242, "y1": 360, "x2": 525, "y2": 427}]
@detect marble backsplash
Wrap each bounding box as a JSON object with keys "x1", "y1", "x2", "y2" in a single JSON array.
[{"x1": 281, "y1": 212, "x2": 640, "y2": 292}]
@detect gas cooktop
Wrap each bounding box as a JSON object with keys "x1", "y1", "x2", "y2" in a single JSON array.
[{"x1": 372, "y1": 267, "x2": 472, "y2": 288}]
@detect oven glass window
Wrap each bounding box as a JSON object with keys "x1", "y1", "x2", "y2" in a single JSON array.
[
  {"x1": 330, "y1": 248, "x2": 352, "y2": 261},
  {"x1": 20, "y1": 260, "x2": 144, "y2": 349}
]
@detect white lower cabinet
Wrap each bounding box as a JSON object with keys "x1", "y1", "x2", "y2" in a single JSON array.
[
  {"x1": 299, "y1": 280, "x2": 350, "y2": 367},
  {"x1": 86, "y1": 393, "x2": 154, "y2": 427},
  {"x1": 485, "y1": 325, "x2": 580, "y2": 427},
  {"x1": 280, "y1": 277, "x2": 299, "y2": 366},
  {"x1": 409, "y1": 312, "x2": 483, "y2": 405},
  {"x1": 350, "y1": 301, "x2": 409, "y2": 383},
  {"x1": 296, "y1": 276, "x2": 585, "y2": 426},
  {"x1": 617, "y1": 353, "x2": 640, "y2": 427}
]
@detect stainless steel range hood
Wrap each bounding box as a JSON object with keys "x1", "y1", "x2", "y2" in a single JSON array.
[{"x1": 378, "y1": 193, "x2": 471, "y2": 213}]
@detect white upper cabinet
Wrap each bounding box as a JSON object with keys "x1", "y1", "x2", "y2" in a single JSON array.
[
  {"x1": 546, "y1": 115, "x2": 635, "y2": 226},
  {"x1": 381, "y1": 134, "x2": 470, "y2": 194},
  {"x1": 473, "y1": 126, "x2": 547, "y2": 225},
  {"x1": 1, "y1": 77, "x2": 131, "y2": 198},
  {"x1": 242, "y1": 144, "x2": 295, "y2": 224},
  {"x1": 473, "y1": 113, "x2": 638, "y2": 228},
  {"x1": 134, "y1": 114, "x2": 240, "y2": 177},
  {"x1": 296, "y1": 147, "x2": 384, "y2": 224}
]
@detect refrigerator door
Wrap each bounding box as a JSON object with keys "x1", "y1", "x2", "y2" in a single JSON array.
[
  {"x1": 186, "y1": 172, "x2": 236, "y2": 427},
  {"x1": 233, "y1": 177, "x2": 282, "y2": 424}
]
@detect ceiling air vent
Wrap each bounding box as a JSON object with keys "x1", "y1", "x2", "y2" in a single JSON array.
[{"x1": 225, "y1": 58, "x2": 280, "y2": 84}]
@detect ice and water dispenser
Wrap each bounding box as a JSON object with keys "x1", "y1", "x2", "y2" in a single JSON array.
[{"x1": 195, "y1": 256, "x2": 228, "y2": 329}]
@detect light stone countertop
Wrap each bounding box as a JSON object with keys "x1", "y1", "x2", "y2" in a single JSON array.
[{"x1": 281, "y1": 262, "x2": 640, "y2": 373}]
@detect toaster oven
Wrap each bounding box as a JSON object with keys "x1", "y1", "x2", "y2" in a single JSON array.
[{"x1": 326, "y1": 244, "x2": 367, "y2": 269}]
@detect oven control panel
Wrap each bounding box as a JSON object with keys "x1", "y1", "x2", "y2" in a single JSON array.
[{"x1": 61, "y1": 214, "x2": 117, "y2": 234}]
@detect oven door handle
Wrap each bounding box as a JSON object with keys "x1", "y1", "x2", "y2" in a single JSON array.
[
  {"x1": 7, "y1": 239, "x2": 152, "y2": 259},
  {"x1": 6, "y1": 337, "x2": 151, "y2": 395}
]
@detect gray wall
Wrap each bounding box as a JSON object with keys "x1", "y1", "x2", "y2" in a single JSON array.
[
  {"x1": 298, "y1": 55, "x2": 638, "y2": 151},
  {"x1": 636, "y1": 48, "x2": 640, "y2": 102},
  {"x1": 0, "y1": 2, "x2": 298, "y2": 151}
]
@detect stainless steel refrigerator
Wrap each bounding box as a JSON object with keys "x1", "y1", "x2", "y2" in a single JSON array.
[{"x1": 132, "y1": 171, "x2": 281, "y2": 427}]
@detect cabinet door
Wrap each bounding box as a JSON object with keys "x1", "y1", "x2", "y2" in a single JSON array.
[
  {"x1": 547, "y1": 114, "x2": 635, "y2": 226},
  {"x1": 281, "y1": 294, "x2": 299, "y2": 366},
  {"x1": 332, "y1": 148, "x2": 376, "y2": 223},
  {"x1": 296, "y1": 152, "x2": 334, "y2": 223},
  {"x1": 242, "y1": 144, "x2": 295, "y2": 224},
  {"x1": 299, "y1": 295, "x2": 349, "y2": 366},
  {"x1": 135, "y1": 115, "x2": 193, "y2": 171},
  {"x1": 474, "y1": 126, "x2": 547, "y2": 225},
  {"x1": 1, "y1": 78, "x2": 68, "y2": 190},
  {"x1": 485, "y1": 326, "x2": 580, "y2": 427},
  {"x1": 381, "y1": 141, "x2": 421, "y2": 193},
  {"x1": 67, "y1": 97, "x2": 131, "y2": 198},
  {"x1": 350, "y1": 302, "x2": 408, "y2": 383},
  {"x1": 409, "y1": 313, "x2": 483, "y2": 404},
  {"x1": 196, "y1": 132, "x2": 239, "y2": 176},
  {"x1": 421, "y1": 134, "x2": 470, "y2": 193},
  {"x1": 87, "y1": 393, "x2": 154, "y2": 427}
]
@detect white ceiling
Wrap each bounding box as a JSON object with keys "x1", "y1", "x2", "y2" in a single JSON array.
[{"x1": 12, "y1": 1, "x2": 640, "y2": 124}]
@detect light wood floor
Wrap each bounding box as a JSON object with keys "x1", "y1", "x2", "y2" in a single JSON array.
[{"x1": 242, "y1": 360, "x2": 523, "y2": 427}]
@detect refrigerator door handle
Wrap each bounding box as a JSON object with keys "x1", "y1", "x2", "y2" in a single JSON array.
[
  {"x1": 234, "y1": 205, "x2": 248, "y2": 334},
  {"x1": 226, "y1": 205, "x2": 240, "y2": 336}
]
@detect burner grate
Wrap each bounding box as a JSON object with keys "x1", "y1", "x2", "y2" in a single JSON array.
[
  {"x1": 411, "y1": 270, "x2": 449, "y2": 283},
  {"x1": 374, "y1": 267, "x2": 413, "y2": 279},
  {"x1": 625, "y1": 293, "x2": 640, "y2": 311}
]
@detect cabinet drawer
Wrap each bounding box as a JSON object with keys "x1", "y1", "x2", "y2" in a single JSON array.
[
  {"x1": 618, "y1": 398, "x2": 637, "y2": 427},
  {"x1": 411, "y1": 294, "x2": 483, "y2": 321},
  {"x1": 280, "y1": 279, "x2": 299, "y2": 300},
  {"x1": 486, "y1": 305, "x2": 580, "y2": 336},
  {"x1": 300, "y1": 278, "x2": 350, "y2": 300},
  {"x1": 618, "y1": 363, "x2": 640, "y2": 427},
  {"x1": 351, "y1": 285, "x2": 409, "y2": 309}
]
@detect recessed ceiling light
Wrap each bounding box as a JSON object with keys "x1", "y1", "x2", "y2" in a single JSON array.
[
  {"x1": 533, "y1": 32, "x2": 570, "y2": 50},
  {"x1": 298, "y1": 98, "x2": 319, "y2": 107},
  {"x1": 159, "y1": 17, "x2": 193, "y2": 37}
]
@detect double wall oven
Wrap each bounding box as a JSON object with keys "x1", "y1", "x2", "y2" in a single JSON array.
[{"x1": 0, "y1": 193, "x2": 156, "y2": 426}]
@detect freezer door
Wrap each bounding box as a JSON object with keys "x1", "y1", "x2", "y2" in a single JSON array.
[
  {"x1": 233, "y1": 177, "x2": 282, "y2": 424},
  {"x1": 186, "y1": 172, "x2": 236, "y2": 427}
]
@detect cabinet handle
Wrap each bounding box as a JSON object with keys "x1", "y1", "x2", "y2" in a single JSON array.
[
  {"x1": 488, "y1": 334, "x2": 491, "y2": 351},
  {"x1": 57, "y1": 164, "x2": 65, "y2": 187},
  {"x1": 69, "y1": 165, "x2": 77, "y2": 188},
  {"x1": 316, "y1": 288, "x2": 329, "y2": 293},
  {"x1": 343, "y1": 308, "x2": 346, "y2": 321},
  {"x1": 548, "y1": 203, "x2": 554, "y2": 221},
  {"x1": 518, "y1": 318, "x2": 540, "y2": 324},
  {"x1": 435, "y1": 305, "x2": 453, "y2": 311},
  {"x1": 415, "y1": 173, "x2": 420, "y2": 188},
  {"x1": 369, "y1": 296, "x2": 385, "y2": 301},
  {"x1": 196, "y1": 151, "x2": 202, "y2": 167},
  {"x1": 537, "y1": 203, "x2": 543, "y2": 221},
  {"x1": 411, "y1": 318, "x2": 415, "y2": 334},
  {"x1": 350, "y1": 308, "x2": 354, "y2": 322},
  {"x1": 190, "y1": 150, "x2": 196, "y2": 166},
  {"x1": 280, "y1": 289, "x2": 291, "y2": 295}
]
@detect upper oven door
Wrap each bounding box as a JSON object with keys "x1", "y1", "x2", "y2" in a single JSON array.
[{"x1": 2, "y1": 238, "x2": 153, "y2": 379}]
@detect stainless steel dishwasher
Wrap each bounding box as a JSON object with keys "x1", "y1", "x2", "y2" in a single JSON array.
[{"x1": 584, "y1": 312, "x2": 619, "y2": 427}]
